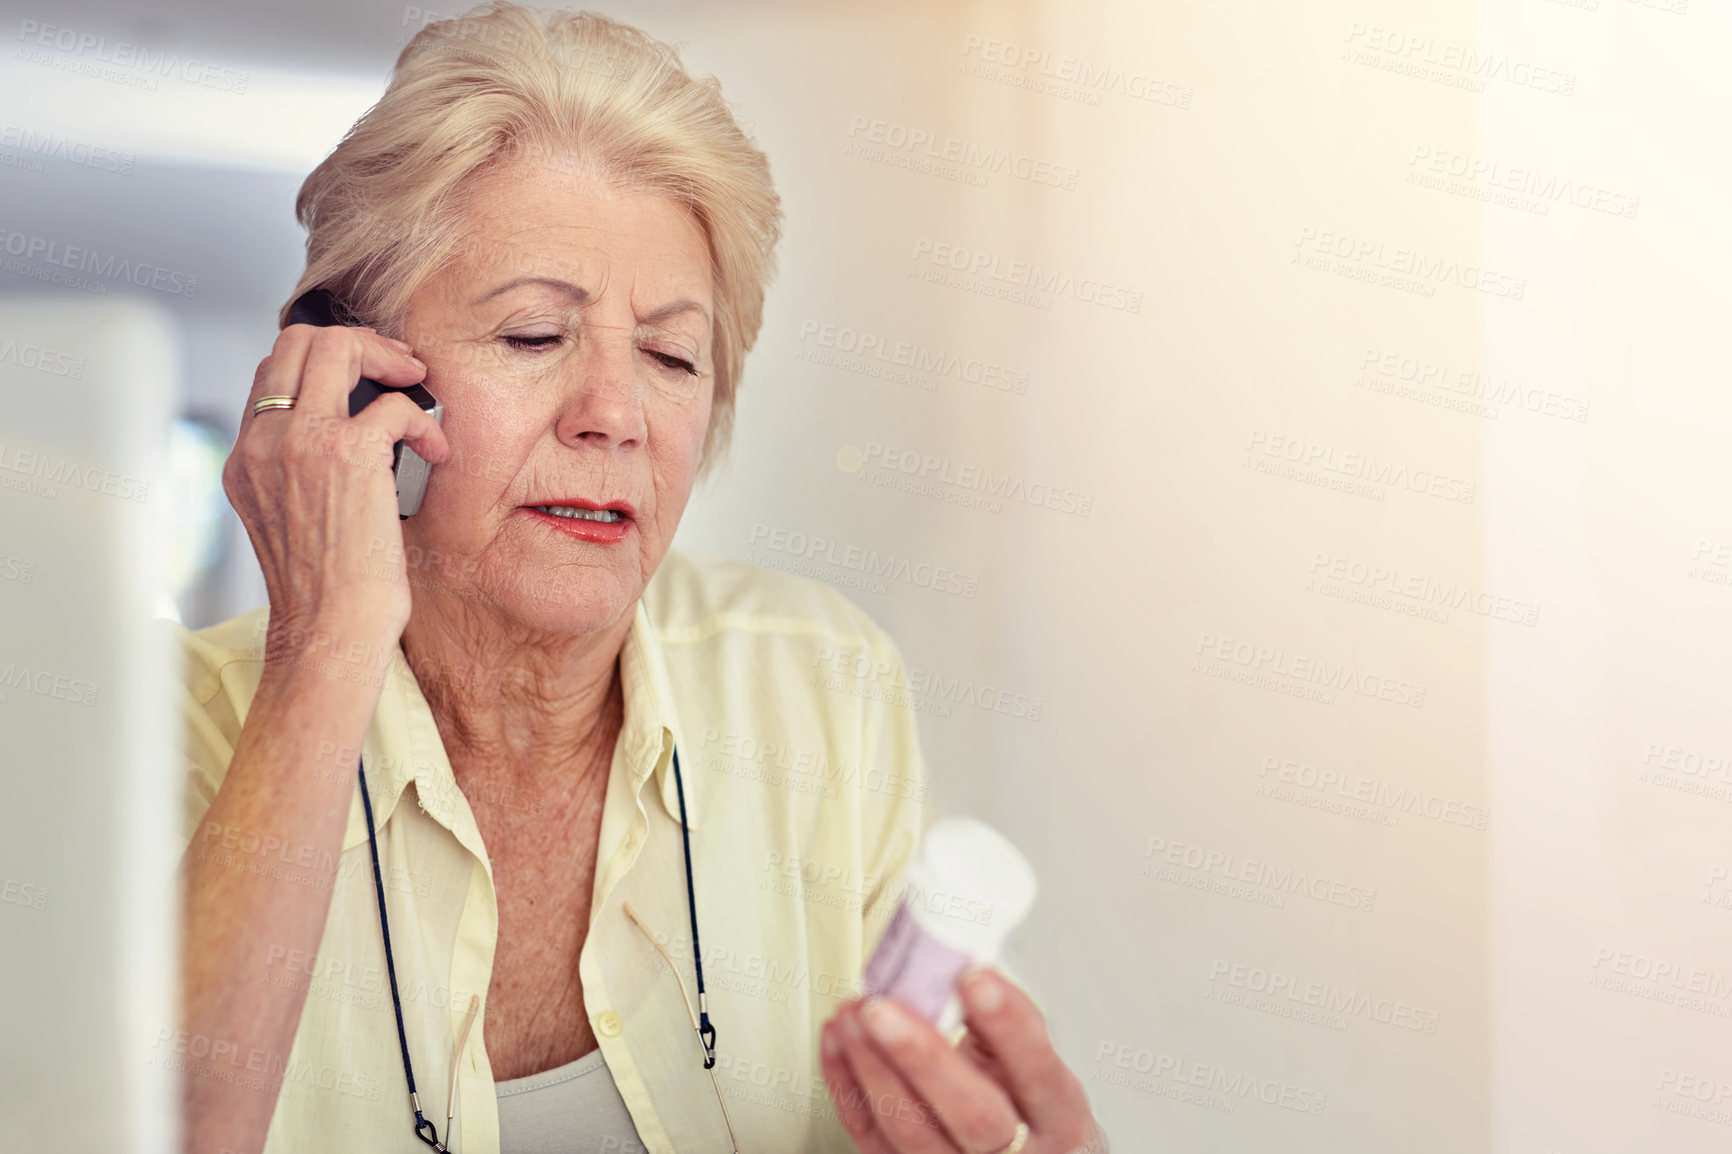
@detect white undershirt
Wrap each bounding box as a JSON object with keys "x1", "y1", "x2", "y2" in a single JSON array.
[{"x1": 494, "y1": 1046, "x2": 647, "y2": 1154}]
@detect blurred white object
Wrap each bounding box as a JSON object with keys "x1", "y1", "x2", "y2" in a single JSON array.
[
  {"x1": 158, "y1": 416, "x2": 229, "y2": 622},
  {"x1": 0, "y1": 295, "x2": 179, "y2": 1154}
]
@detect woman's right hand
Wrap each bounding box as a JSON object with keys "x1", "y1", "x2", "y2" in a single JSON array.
[
  {"x1": 183, "y1": 325, "x2": 445, "y2": 1154},
  {"x1": 224, "y1": 322, "x2": 449, "y2": 648}
]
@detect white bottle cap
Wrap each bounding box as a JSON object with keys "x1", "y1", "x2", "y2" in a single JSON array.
[{"x1": 900, "y1": 817, "x2": 1037, "y2": 961}]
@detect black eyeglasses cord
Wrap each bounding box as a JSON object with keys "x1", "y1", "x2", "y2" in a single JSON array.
[{"x1": 357, "y1": 744, "x2": 713, "y2": 1152}]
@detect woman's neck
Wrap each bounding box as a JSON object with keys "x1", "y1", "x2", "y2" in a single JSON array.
[{"x1": 400, "y1": 596, "x2": 633, "y2": 795}]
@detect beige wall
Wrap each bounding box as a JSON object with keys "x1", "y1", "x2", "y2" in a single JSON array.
[{"x1": 664, "y1": 0, "x2": 1727, "y2": 1149}]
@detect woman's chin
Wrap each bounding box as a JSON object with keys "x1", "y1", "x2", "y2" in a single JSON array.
[{"x1": 465, "y1": 562, "x2": 641, "y2": 639}]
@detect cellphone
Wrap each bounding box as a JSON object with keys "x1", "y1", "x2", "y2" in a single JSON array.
[{"x1": 285, "y1": 288, "x2": 442, "y2": 518}]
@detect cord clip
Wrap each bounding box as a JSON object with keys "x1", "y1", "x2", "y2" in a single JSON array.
[{"x1": 699, "y1": 1011, "x2": 718, "y2": 1069}]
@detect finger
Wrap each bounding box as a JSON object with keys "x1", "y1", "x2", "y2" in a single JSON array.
[
  {"x1": 956, "y1": 1030, "x2": 1005, "y2": 1082},
  {"x1": 354, "y1": 325, "x2": 420, "y2": 355},
  {"x1": 833, "y1": 1001, "x2": 959, "y2": 1154},
  {"x1": 859, "y1": 997, "x2": 1022, "y2": 1154},
  {"x1": 238, "y1": 349, "x2": 300, "y2": 440},
  {"x1": 229, "y1": 356, "x2": 300, "y2": 508},
  {"x1": 240, "y1": 325, "x2": 424, "y2": 445},
  {"x1": 959, "y1": 969, "x2": 1093, "y2": 1148},
  {"x1": 821, "y1": 1018, "x2": 898, "y2": 1154},
  {"x1": 244, "y1": 325, "x2": 317, "y2": 428},
  {"x1": 293, "y1": 324, "x2": 427, "y2": 418},
  {"x1": 236, "y1": 327, "x2": 325, "y2": 454},
  {"x1": 347, "y1": 391, "x2": 451, "y2": 468}
]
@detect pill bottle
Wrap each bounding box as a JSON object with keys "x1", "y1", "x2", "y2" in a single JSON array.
[{"x1": 863, "y1": 817, "x2": 1037, "y2": 1032}]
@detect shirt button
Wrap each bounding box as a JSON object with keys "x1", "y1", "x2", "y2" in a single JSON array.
[{"x1": 596, "y1": 1010, "x2": 623, "y2": 1038}]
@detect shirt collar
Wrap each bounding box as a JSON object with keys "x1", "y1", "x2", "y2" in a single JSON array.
[
  {"x1": 342, "y1": 597, "x2": 697, "y2": 854},
  {"x1": 619, "y1": 595, "x2": 699, "y2": 831}
]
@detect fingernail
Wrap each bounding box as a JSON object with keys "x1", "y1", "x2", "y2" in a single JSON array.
[
  {"x1": 963, "y1": 967, "x2": 1005, "y2": 1014},
  {"x1": 863, "y1": 997, "x2": 911, "y2": 1045},
  {"x1": 384, "y1": 336, "x2": 412, "y2": 351},
  {"x1": 821, "y1": 1027, "x2": 840, "y2": 1060},
  {"x1": 407, "y1": 355, "x2": 427, "y2": 370},
  {"x1": 841, "y1": 1006, "x2": 865, "y2": 1042}
]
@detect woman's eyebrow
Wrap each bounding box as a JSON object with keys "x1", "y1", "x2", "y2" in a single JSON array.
[
  {"x1": 472, "y1": 275, "x2": 591, "y2": 305},
  {"x1": 472, "y1": 277, "x2": 708, "y2": 330},
  {"x1": 640, "y1": 299, "x2": 710, "y2": 327}
]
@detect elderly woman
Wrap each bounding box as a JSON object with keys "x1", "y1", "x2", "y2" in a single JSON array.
[{"x1": 175, "y1": 5, "x2": 1100, "y2": 1153}]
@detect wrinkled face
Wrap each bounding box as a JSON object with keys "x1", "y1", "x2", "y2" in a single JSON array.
[{"x1": 396, "y1": 155, "x2": 715, "y2": 639}]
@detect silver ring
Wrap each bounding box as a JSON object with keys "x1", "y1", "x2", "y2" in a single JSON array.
[
  {"x1": 252, "y1": 395, "x2": 297, "y2": 415},
  {"x1": 988, "y1": 1121, "x2": 1030, "y2": 1154}
]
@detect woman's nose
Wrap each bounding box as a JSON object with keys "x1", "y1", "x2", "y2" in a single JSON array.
[{"x1": 554, "y1": 337, "x2": 647, "y2": 449}]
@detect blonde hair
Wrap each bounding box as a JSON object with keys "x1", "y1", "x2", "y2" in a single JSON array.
[{"x1": 284, "y1": 2, "x2": 782, "y2": 468}]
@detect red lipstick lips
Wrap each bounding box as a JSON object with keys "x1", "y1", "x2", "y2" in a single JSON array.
[{"x1": 521, "y1": 499, "x2": 634, "y2": 544}]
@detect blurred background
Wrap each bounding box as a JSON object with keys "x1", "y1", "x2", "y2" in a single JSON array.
[{"x1": 2, "y1": 0, "x2": 1729, "y2": 1150}]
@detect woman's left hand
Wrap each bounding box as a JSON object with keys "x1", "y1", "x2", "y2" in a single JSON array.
[{"x1": 820, "y1": 968, "x2": 1107, "y2": 1154}]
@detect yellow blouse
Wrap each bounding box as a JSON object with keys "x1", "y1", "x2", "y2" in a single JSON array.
[{"x1": 171, "y1": 549, "x2": 928, "y2": 1152}]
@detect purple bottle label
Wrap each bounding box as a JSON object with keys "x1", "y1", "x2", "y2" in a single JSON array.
[{"x1": 862, "y1": 903, "x2": 974, "y2": 1022}]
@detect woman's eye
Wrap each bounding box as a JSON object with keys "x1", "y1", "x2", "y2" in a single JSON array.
[
  {"x1": 503, "y1": 334, "x2": 561, "y2": 350},
  {"x1": 651, "y1": 350, "x2": 700, "y2": 377}
]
